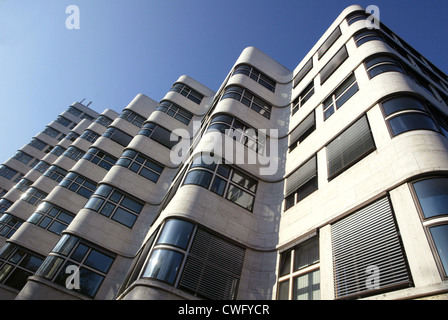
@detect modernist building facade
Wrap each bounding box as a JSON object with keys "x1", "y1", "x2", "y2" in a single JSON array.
[{"x1": 0, "y1": 5, "x2": 447, "y2": 300}]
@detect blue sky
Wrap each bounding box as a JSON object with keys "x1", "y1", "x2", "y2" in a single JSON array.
[{"x1": 1, "y1": 0, "x2": 447, "y2": 164}]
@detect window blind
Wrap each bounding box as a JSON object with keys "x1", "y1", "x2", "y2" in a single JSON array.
[{"x1": 285, "y1": 156, "x2": 317, "y2": 197}]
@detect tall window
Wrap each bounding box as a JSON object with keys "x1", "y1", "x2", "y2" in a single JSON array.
[
  {"x1": 84, "y1": 184, "x2": 144, "y2": 228},
  {"x1": 323, "y1": 73, "x2": 359, "y2": 120},
  {"x1": 221, "y1": 85, "x2": 272, "y2": 119},
  {"x1": 289, "y1": 111, "x2": 316, "y2": 152},
  {"x1": 232, "y1": 64, "x2": 276, "y2": 92},
  {"x1": 293, "y1": 58, "x2": 313, "y2": 88},
  {"x1": 183, "y1": 155, "x2": 257, "y2": 212},
  {"x1": 35, "y1": 234, "x2": 115, "y2": 298},
  {"x1": 170, "y1": 83, "x2": 204, "y2": 104},
  {"x1": 0, "y1": 243, "x2": 44, "y2": 291},
  {"x1": 277, "y1": 236, "x2": 320, "y2": 300},
  {"x1": 412, "y1": 177, "x2": 448, "y2": 278},
  {"x1": 140, "y1": 219, "x2": 245, "y2": 300},
  {"x1": 317, "y1": 26, "x2": 342, "y2": 60}
]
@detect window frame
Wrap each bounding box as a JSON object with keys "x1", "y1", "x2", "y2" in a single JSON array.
[{"x1": 322, "y1": 72, "x2": 359, "y2": 121}]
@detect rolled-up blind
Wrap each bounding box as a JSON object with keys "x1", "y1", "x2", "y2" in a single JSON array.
[
  {"x1": 293, "y1": 58, "x2": 313, "y2": 88},
  {"x1": 179, "y1": 228, "x2": 245, "y2": 300},
  {"x1": 320, "y1": 45, "x2": 349, "y2": 84},
  {"x1": 332, "y1": 197, "x2": 412, "y2": 299},
  {"x1": 285, "y1": 155, "x2": 317, "y2": 196},
  {"x1": 327, "y1": 115, "x2": 375, "y2": 179},
  {"x1": 290, "y1": 111, "x2": 315, "y2": 147}
]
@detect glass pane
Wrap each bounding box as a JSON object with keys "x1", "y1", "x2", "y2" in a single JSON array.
[
  {"x1": 183, "y1": 170, "x2": 213, "y2": 189},
  {"x1": 389, "y1": 113, "x2": 439, "y2": 136},
  {"x1": 413, "y1": 178, "x2": 448, "y2": 218},
  {"x1": 4, "y1": 268, "x2": 33, "y2": 290},
  {"x1": 142, "y1": 249, "x2": 184, "y2": 285},
  {"x1": 121, "y1": 197, "x2": 143, "y2": 214},
  {"x1": 140, "y1": 167, "x2": 159, "y2": 182},
  {"x1": 19, "y1": 254, "x2": 44, "y2": 272},
  {"x1": 293, "y1": 269, "x2": 320, "y2": 300},
  {"x1": 382, "y1": 96, "x2": 425, "y2": 116},
  {"x1": 430, "y1": 225, "x2": 448, "y2": 276},
  {"x1": 157, "y1": 219, "x2": 194, "y2": 249},
  {"x1": 279, "y1": 250, "x2": 291, "y2": 276},
  {"x1": 277, "y1": 280, "x2": 290, "y2": 300},
  {"x1": 211, "y1": 176, "x2": 227, "y2": 196},
  {"x1": 71, "y1": 244, "x2": 89, "y2": 262},
  {"x1": 84, "y1": 249, "x2": 114, "y2": 273},
  {"x1": 231, "y1": 171, "x2": 256, "y2": 192},
  {"x1": 85, "y1": 198, "x2": 104, "y2": 212},
  {"x1": 54, "y1": 234, "x2": 78, "y2": 256},
  {"x1": 226, "y1": 185, "x2": 254, "y2": 211},
  {"x1": 294, "y1": 237, "x2": 320, "y2": 271},
  {"x1": 79, "y1": 266, "x2": 105, "y2": 298},
  {"x1": 36, "y1": 256, "x2": 64, "y2": 280},
  {"x1": 112, "y1": 208, "x2": 137, "y2": 228},
  {"x1": 48, "y1": 221, "x2": 67, "y2": 235}
]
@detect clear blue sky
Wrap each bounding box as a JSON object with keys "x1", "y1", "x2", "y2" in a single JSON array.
[{"x1": 1, "y1": 0, "x2": 447, "y2": 164}]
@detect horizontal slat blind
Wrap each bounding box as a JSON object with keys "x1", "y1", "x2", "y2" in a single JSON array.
[
  {"x1": 320, "y1": 45, "x2": 349, "y2": 84},
  {"x1": 179, "y1": 229, "x2": 245, "y2": 300},
  {"x1": 290, "y1": 111, "x2": 315, "y2": 146},
  {"x1": 293, "y1": 58, "x2": 313, "y2": 88},
  {"x1": 285, "y1": 156, "x2": 317, "y2": 196},
  {"x1": 327, "y1": 115, "x2": 375, "y2": 179},
  {"x1": 332, "y1": 197, "x2": 411, "y2": 299}
]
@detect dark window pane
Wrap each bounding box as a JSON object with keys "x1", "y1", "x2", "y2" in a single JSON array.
[
  {"x1": 79, "y1": 267, "x2": 105, "y2": 298},
  {"x1": 112, "y1": 208, "x2": 137, "y2": 228},
  {"x1": 157, "y1": 219, "x2": 194, "y2": 249},
  {"x1": 389, "y1": 113, "x2": 439, "y2": 136},
  {"x1": 4, "y1": 269, "x2": 33, "y2": 290},
  {"x1": 142, "y1": 249, "x2": 183, "y2": 284},
  {"x1": 84, "y1": 250, "x2": 114, "y2": 273},
  {"x1": 278, "y1": 280, "x2": 290, "y2": 300},
  {"x1": 430, "y1": 225, "x2": 448, "y2": 276},
  {"x1": 183, "y1": 170, "x2": 213, "y2": 189},
  {"x1": 382, "y1": 96, "x2": 426, "y2": 116},
  {"x1": 413, "y1": 178, "x2": 448, "y2": 218}
]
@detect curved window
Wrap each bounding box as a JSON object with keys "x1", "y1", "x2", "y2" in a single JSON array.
[
  {"x1": 156, "y1": 100, "x2": 193, "y2": 125},
  {"x1": 221, "y1": 86, "x2": 272, "y2": 119},
  {"x1": 138, "y1": 122, "x2": 180, "y2": 150},
  {"x1": 429, "y1": 225, "x2": 448, "y2": 277},
  {"x1": 118, "y1": 109, "x2": 146, "y2": 128},
  {"x1": 232, "y1": 64, "x2": 276, "y2": 92},
  {"x1": 365, "y1": 55, "x2": 405, "y2": 78},
  {"x1": 28, "y1": 202, "x2": 74, "y2": 235},
  {"x1": 206, "y1": 114, "x2": 265, "y2": 154},
  {"x1": 116, "y1": 149, "x2": 164, "y2": 183},
  {"x1": 142, "y1": 249, "x2": 184, "y2": 285},
  {"x1": 354, "y1": 29, "x2": 384, "y2": 47},
  {"x1": 170, "y1": 83, "x2": 204, "y2": 105},
  {"x1": 156, "y1": 219, "x2": 194, "y2": 249},
  {"x1": 183, "y1": 155, "x2": 257, "y2": 211},
  {"x1": 381, "y1": 96, "x2": 440, "y2": 137}
]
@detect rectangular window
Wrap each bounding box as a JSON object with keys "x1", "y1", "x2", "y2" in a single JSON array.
[
  {"x1": 170, "y1": 83, "x2": 204, "y2": 104},
  {"x1": 277, "y1": 236, "x2": 320, "y2": 300},
  {"x1": 116, "y1": 149, "x2": 164, "y2": 183},
  {"x1": 317, "y1": 26, "x2": 342, "y2": 60},
  {"x1": 320, "y1": 45, "x2": 349, "y2": 84},
  {"x1": 43, "y1": 165, "x2": 68, "y2": 183},
  {"x1": 0, "y1": 214, "x2": 23, "y2": 239},
  {"x1": 118, "y1": 109, "x2": 146, "y2": 128},
  {"x1": 28, "y1": 202, "x2": 74, "y2": 235},
  {"x1": 138, "y1": 122, "x2": 180, "y2": 149},
  {"x1": 293, "y1": 58, "x2": 313, "y2": 88},
  {"x1": 63, "y1": 146, "x2": 85, "y2": 161},
  {"x1": 221, "y1": 86, "x2": 272, "y2": 119},
  {"x1": 289, "y1": 111, "x2": 316, "y2": 151},
  {"x1": 156, "y1": 101, "x2": 193, "y2": 125},
  {"x1": 323, "y1": 73, "x2": 359, "y2": 120},
  {"x1": 284, "y1": 155, "x2": 317, "y2": 211},
  {"x1": 55, "y1": 116, "x2": 72, "y2": 127},
  {"x1": 292, "y1": 81, "x2": 314, "y2": 115},
  {"x1": 0, "y1": 243, "x2": 44, "y2": 291},
  {"x1": 84, "y1": 184, "x2": 144, "y2": 228},
  {"x1": 0, "y1": 165, "x2": 18, "y2": 181},
  {"x1": 80, "y1": 130, "x2": 101, "y2": 143},
  {"x1": 95, "y1": 115, "x2": 113, "y2": 127},
  {"x1": 232, "y1": 64, "x2": 276, "y2": 92},
  {"x1": 103, "y1": 127, "x2": 133, "y2": 147},
  {"x1": 327, "y1": 115, "x2": 375, "y2": 180},
  {"x1": 59, "y1": 172, "x2": 97, "y2": 199},
  {"x1": 83, "y1": 148, "x2": 118, "y2": 171},
  {"x1": 332, "y1": 197, "x2": 412, "y2": 299},
  {"x1": 35, "y1": 234, "x2": 115, "y2": 298},
  {"x1": 43, "y1": 126, "x2": 62, "y2": 139},
  {"x1": 21, "y1": 187, "x2": 48, "y2": 206},
  {"x1": 28, "y1": 138, "x2": 47, "y2": 151}
]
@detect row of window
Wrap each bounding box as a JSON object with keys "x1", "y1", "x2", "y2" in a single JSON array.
[{"x1": 182, "y1": 155, "x2": 258, "y2": 212}]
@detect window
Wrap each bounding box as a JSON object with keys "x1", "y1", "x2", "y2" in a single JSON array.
[
  {"x1": 0, "y1": 243, "x2": 44, "y2": 291},
  {"x1": 323, "y1": 73, "x2": 359, "y2": 120},
  {"x1": 140, "y1": 219, "x2": 245, "y2": 300},
  {"x1": 0, "y1": 165, "x2": 18, "y2": 180},
  {"x1": 82, "y1": 148, "x2": 117, "y2": 171},
  {"x1": 354, "y1": 29, "x2": 384, "y2": 47},
  {"x1": 14, "y1": 178, "x2": 33, "y2": 192},
  {"x1": 277, "y1": 236, "x2": 320, "y2": 300},
  {"x1": 170, "y1": 83, "x2": 204, "y2": 104},
  {"x1": 21, "y1": 187, "x2": 48, "y2": 206},
  {"x1": 65, "y1": 132, "x2": 80, "y2": 142},
  {"x1": 0, "y1": 214, "x2": 23, "y2": 239},
  {"x1": 43, "y1": 126, "x2": 62, "y2": 139},
  {"x1": 80, "y1": 130, "x2": 101, "y2": 143},
  {"x1": 43, "y1": 165, "x2": 68, "y2": 183},
  {"x1": 33, "y1": 161, "x2": 50, "y2": 174},
  {"x1": 156, "y1": 100, "x2": 193, "y2": 125},
  {"x1": 289, "y1": 111, "x2": 316, "y2": 151},
  {"x1": 232, "y1": 64, "x2": 276, "y2": 92},
  {"x1": 346, "y1": 11, "x2": 368, "y2": 25},
  {"x1": 284, "y1": 155, "x2": 317, "y2": 211},
  {"x1": 55, "y1": 116, "x2": 72, "y2": 127},
  {"x1": 317, "y1": 26, "x2": 342, "y2": 60},
  {"x1": 183, "y1": 155, "x2": 257, "y2": 212},
  {"x1": 0, "y1": 199, "x2": 13, "y2": 213},
  {"x1": 28, "y1": 138, "x2": 47, "y2": 151},
  {"x1": 62, "y1": 146, "x2": 85, "y2": 162},
  {"x1": 116, "y1": 149, "x2": 164, "y2": 183},
  {"x1": 381, "y1": 96, "x2": 440, "y2": 137},
  {"x1": 206, "y1": 114, "x2": 266, "y2": 154},
  {"x1": 28, "y1": 202, "x2": 75, "y2": 235},
  {"x1": 103, "y1": 127, "x2": 133, "y2": 147},
  {"x1": 95, "y1": 115, "x2": 113, "y2": 127},
  {"x1": 293, "y1": 58, "x2": 313, "y2": 88},
  {"x1": 81, "y1": 113, "x2": 95, "y2": 121},
  {"x1": 35, "y1": 234, "x2": 115, "y2": 298},
  {"x1": 365, "y1": 55, "x2": 405, "y2": 78},
  {"x1": 59, "y1": 172, "x2": 96, "y2": 199},
  {"x1": 67, "y1": 106, "x2": 83, "y2": 117},
  {"x1": 138, "y1": 122, "x2": 180, "y2": 149},
  {"x1": 221, "y1": 86, "x2": 272, "y2": 119},
  {"x1": 84, "y1": 184, "x2": 144, "y2": 228},
  {"x1": 412, "y1": 177, "x2": 448, "y2": 278},
  {"x1": 118, "y1": 109, "x2": 146, "y2": 128},
  {"x1": 327, "y1": 115, "x2": 376, "y2": 180},
  {"x1": 320, "y1": 45, "x2": 349, "y2": 84},
  {"x1": 292, "y1": 81, "x2": 314, "y2": 115},
  {"x1": 332, "y1": 197, "x2": 412, "y2": 299},
  {"x1": 12, "y1": 151, "x2": 33, "y2": 165},
  {"x1": 50, "y1": 146, "x2": 66, "y2": 156}
]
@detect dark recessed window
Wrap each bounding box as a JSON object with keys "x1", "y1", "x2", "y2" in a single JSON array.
[
  {"x1": 320, "y1": 46, "x2": 349, "y2": 84},
  {"x1": 138, "y1": 122, "x2": 180, "y2": 149},
  {"x1": 221, "y1": 86, "x2": 272, "y2": 119},
  {"x1": 232, "y1": 64, "x2": 276, "y2": 92},
  {"x1": 170, "y1": 83, "x2": 204, "y2": 104},
  {"x1": 116, "y1": 149, "x2": 164, "y2": 183}
]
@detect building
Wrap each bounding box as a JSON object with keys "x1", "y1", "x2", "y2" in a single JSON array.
[{"x1": 0, "y1": 5, "x2": 447, "y2": 300}]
